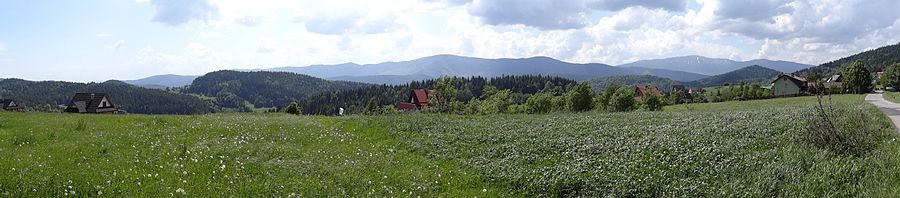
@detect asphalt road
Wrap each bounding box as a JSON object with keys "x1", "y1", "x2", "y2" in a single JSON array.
[{"x1": 865, "y1": 93, "x2": 900, "y2": 133}]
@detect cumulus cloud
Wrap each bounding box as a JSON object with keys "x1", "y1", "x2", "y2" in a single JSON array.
[
  {"x1": 715, "y1": 0, "x2": 794, "y2": 21},
  {"x1": 467, "y1": 0, "x2": 590, "y2": 30},
  {"x1": 589, "y1": 0, "x2": 687, "y2": 12},
  {"x1": 149, "y1": 0, "x2": 219, "y2": 26},
  {"x1": 235, "y1": 16, "x2": 263, "y2": 26},
  {"x1": 297, "y1": 12, "x2": 399, "y2": 35},
  {"x1": 257, "y1": 39, "x2": 276, "y2": 54}
]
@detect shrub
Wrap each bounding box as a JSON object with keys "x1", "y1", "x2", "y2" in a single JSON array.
[
  {"x1": 526, "y1": 93, "x2": 553, "y2": 114},
  {"x1": 641, "y1": 92, "x2": 663, "y2": 111},
  {"x1": 608, "y1": 88, "x2": 636, "y2": 112},
  {"x1": 803, "y1": 95, "x2": 885, "y2": 156},
  {"x1": 566, "y1": 82, "x2": 594, "y2": 112},
  {"x1": 284, "y1": 102, "x2": 302, "y2": 115}
]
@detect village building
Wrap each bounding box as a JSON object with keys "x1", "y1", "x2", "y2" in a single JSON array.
[
  {"x1": 64, "y1": 93, "x2": 119, "y2": 114},
  {"x1": 671, "y1": 85, "x2": 693, "y2": 104},
  {"x1": 634, "y1": 86, "x2": 661, "y2": 101},
  {"x1": 396, "y1": 89, "x2": 432, "y2": 111},
  {"x1": 824, "y1": 74, "x2": 843, "y2": 90},
  {"x1": 770, "y1": 74, "x2": 808, "y2": 96},
  {"x1": 1, "y1": 99, "x2": 21, "y2": 112}
]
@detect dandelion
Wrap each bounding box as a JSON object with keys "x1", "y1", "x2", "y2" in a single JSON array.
[{"x1": 176, "y1": 188, "x2": 186, "y2": 195}]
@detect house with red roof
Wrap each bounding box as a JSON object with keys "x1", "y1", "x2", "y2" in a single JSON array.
[
  {"x1": 634, "y1": 86, "x2": 661, "y2": 101},
  {"x1": 396, "y1": 89, "x2": 432, "y2": 111}
]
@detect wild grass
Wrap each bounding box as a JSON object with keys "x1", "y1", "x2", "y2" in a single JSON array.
[
  {"x1": 883, "y1": 92, "x2": 900, "y2": 104},
  {"x1": 0, "y1": 94, "x2": 898, "y2": 196}
]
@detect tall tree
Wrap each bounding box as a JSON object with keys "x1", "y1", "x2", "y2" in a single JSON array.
[
  {"x1": 433, "y1": 76, "x2": 458, "y2": 112},
  {"x1": 843, "y1": 60, "x2": 872, "y2": 94},
  {"x1": 880, "y1": 62, "x2": 900, "y2": 88},
  {"x1": 567, "y1": 82, "x2": 594, "y2": 112}
]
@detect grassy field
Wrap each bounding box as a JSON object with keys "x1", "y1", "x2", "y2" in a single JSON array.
[
  {"x1": 1, "y1": 94, "x2": 899, "y2": 196},
  {"x1": 883, "y1": 92, "x2": 900, "y2": 104}
]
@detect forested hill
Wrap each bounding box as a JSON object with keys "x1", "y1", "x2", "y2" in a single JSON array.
[
  {"x1": 299, "y1": 75, "x2": 577, "y2": 115},
  {"x1": 796, "y1": 42, "x2": 900, "y2": 76},
  {"x1": 184, "y1": 70, "x2": 370, "y2": 110},
  {"x1": 0, "y1": 79, "x2": 217, "y2": 114},
  {"x1": 587, "y1": 75, "x2": 680, "y2": 93},
  {"x1": 687, "y1": 65, "x2": 781, "y2": 87}
]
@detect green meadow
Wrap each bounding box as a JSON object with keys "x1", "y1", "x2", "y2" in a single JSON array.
[{"x1": 1, "y1": 94, "x2": 899, "y2": 197}]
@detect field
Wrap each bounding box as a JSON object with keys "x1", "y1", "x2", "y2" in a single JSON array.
[{"x1": 1, "y1": 95, "x2": 900, "y2": 196}]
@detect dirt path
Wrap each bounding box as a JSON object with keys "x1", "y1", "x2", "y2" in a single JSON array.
[{"x1": 865, "y1": 94, "x2": 900, "y2": 133}]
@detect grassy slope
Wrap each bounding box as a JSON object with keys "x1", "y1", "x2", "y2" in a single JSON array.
[
  {"x1": 1, "y1": 95, "x2": 899, "y2": 196},
  {"x1": 884, "y1": 92, "x2": 900, "y2": 104}
]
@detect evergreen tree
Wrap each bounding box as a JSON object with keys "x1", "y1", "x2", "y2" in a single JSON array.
[{"x1": 284, "y1": 102, "x2": 301, "y2": 115}]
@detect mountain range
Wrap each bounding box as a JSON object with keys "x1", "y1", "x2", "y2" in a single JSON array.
[
  {"x1": 122, "y1": 55, "x2": 813, "y2": 87},
  {"x1": 618, "y1": 55, "x2": 812, "y2": 76}
]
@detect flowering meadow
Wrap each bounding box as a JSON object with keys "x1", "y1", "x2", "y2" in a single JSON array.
[{"x1": 1, "y1": 95, "x2": 899, "y2": 196}]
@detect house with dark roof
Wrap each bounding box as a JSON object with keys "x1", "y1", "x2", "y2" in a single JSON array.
[
  {"x1": 1, "y1": 99, "x2": 21, "y2": 112},
  {"x1": 671, "y1": 85, "x2": 694, "y2": 104},
  {"x1": 396, "y1": 89, "x2": 432, "y2": 111},
  {"x1": 64, "y1": 93, "x2": 119, "y2": 114},
  {"x1": 770, "y1": 74, "x2": 808, "y2": 96}
]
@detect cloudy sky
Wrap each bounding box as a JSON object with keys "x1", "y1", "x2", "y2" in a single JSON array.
[{"x1": 1, "y1": 0, "x2": 899, "y2": 82}]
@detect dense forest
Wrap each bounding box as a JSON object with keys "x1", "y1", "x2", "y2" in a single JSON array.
[
  {"x1": 298, "y1": 75, "x2": 577, "y2": 115},
  {"x1": 687, "y1": 65, "x2": 781, "y2": 87},
  {"x1": 185, "y1": 70, "x2": 369, "y2": 110},
  {"x1": 0, "y1": 79, "x2": 217, "y2": 114},
  {"x1": 587, "y1": 75, "x2": 681, "y2": 93},
  {"x1": 796, "y1": 42, "x2": 900, "y2": 76}
]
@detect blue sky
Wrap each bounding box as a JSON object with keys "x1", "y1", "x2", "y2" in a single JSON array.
[{"x1": 1, "y1": 0, "x2": 899, "y2": 82}]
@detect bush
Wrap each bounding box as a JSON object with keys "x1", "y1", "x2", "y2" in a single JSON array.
[
  {"x1": 566, "y1": 82, "x2": 594, "y2": 112},
  {"x1": 803, "y1": 96, "x2": 885, "y2": 156},
  {"x1": 284, "y1": 102, "x2": 302, "y2": 115},
  {"x1": 608, "y1": 88, "x2": 636, "y2": 112},
  {"x1": 526, "y1": 93, "x2": 553, "y2": 114},
  {"x1": 641, "y1": 92, "x2": 663, "y2": 111}
]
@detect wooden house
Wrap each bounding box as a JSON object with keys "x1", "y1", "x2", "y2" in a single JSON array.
[
  {"x1": 396, "y1": 89, "x2": 432, "y2": 111},
  {"x1": 0, "y1": 99, "x2": 21, "y2": 112},
  {"x1": 770, "y1": 74, "x2": 807, "y2": 96},
  {"x1": 64, "y1": 93, "x2": 119, "y2": 114},
  {"x1": 634, "y1": 86, "x2": 661, "y2": 101}
]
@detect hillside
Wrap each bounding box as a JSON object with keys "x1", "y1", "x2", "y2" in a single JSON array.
[
  {"x1": 299, "y1": 75, "x2": 576, "y2": 115},
  {"x1": 3, "y1": 95, "x2": 898, "y2": 196},
  {"x1": 687, "y1": 65, "x2": 781, "y2": 87},
  {"x1": 619, "y1": 55, "x2": 812, "y2": 75},
  {"x1": 268, "y1": 55, "x2": 708, "y2": 83},
  {"x1": 184, "y1": 70, "x2": 369, "y2": 109},
  {"x1": 0, "y1": 79, "x2": 217, "y2": 114},
  {"x1": 123, "y1": 74, "x2": 199, "y2": 88},
  {"x1": 326, "y1": 74, "x2": 433, "y2": 85},
  {"x1": 796, "y1": 42, "x2": 900, "y2": 76},
  {"x1": 587, "y1": 75, "x2": 681, "y2": 92}
]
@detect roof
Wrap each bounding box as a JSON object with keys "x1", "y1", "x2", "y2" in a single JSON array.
[
  {"x1": 409, "y1": 89, "x2": 431, "y2": 106},
  {"x1": 770, "y1": 74, "x2": 807, "y2": 88},
  {"x1": 635, "y1": 86, "x2": 661, "y2": 97},
  {"x1": 826, "y1": 75, "x2": 842, "y2": 83},
  {"x1": 396, "y1": 102, "x2": 418, "y2": 111},
  {"x1": 0, "y1": 99, "x2": 17, "y2": 108},
  {"x1": 672, "y1": 85, "x2": 687, "y2": 92},
  {"x1": 66, "y1": 93, "x2": 117, "y2": 113}
]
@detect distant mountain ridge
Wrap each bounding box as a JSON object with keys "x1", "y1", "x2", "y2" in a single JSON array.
[
  {"x1": 686, "y1": 65, "x2": 781, "y2": 87},
  {"x1": 619, "y1": 55, "x2": 812, "y2": 76},
  {"x1": 267, "y1": 55, "x2": 708, "y2": 84},
  {"x1": 796, "y1": 42, "x2": 900, "y2": 76},
  {"x1": 183, "y1": 70, "x2": 369, "y2": 109},
  {"x1": 123, "y1": 74, "x2": 199, "y2": 88}
]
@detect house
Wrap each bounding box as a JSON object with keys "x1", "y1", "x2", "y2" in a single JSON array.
[
  {"x1": 634, "y1": 86, "x2": 661, "y2": 101},
  {"x1": 824, "y1": 74, "x2": 843, "y2": 90},
  {"x1": 396, "y1": 89, "x2": 432, "y2": 111},
  {"x1": 770, "y1": 74, "x2": 807, "y2": 96},
  {"x1": 671, "y1": 85, "x2": 693, "y2": 104},
  {"x1": 64, "y1": 93, "x2": 119, "y2": 114},
  {"x1": 1, "y1": 99, "x2": 21, "y2": 112}
]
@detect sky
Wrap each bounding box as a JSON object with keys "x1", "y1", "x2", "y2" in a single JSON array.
[{"x1": 1, "y1": 0, "x2": 899, "y2": 82}]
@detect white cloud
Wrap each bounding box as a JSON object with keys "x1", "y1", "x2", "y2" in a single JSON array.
[
  {"x1": 234, "y1": 16, "x2": 263, "y2": 26},
  {"x1": 198, "y1": 31, "x2": 226, "y2": 39},
  {"x1": 149, "y1": 0, "x2": 219, "y2": 26}
]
